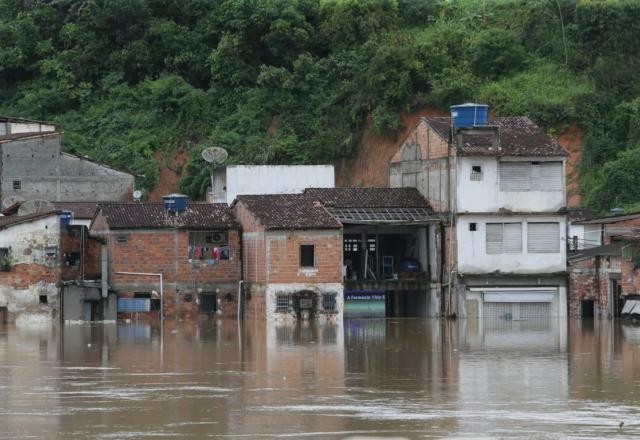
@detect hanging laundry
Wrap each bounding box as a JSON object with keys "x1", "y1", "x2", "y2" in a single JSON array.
[
  {"x1": 194, "y1": 247, "x2": 203, "y2": 259},
  {"x1": 212, "y1": 247, "x2": 221, "y2": 261}
]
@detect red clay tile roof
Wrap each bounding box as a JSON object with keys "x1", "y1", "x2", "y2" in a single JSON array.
[
  {"x1": 304, "y1": 187, "x2": 432, "y2": 208},
  {"x1": 424, "y1": 116, "x2": 566, "y2": 157},
  {"x1": 0, "y1": 211, "x2": 60, "y2": 230},
  {"x1": 53, "y1": 202, "x2": 99, "y2": 219},
  {"x1": 97, "y1": 202, "x2": 237, "y2": 230},
  {"x1": 235, "y1": 194, "x2": 342, "y2": 230}
]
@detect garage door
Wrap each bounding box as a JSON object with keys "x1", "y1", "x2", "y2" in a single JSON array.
[
  {"x1": 482, "y1": 290, "x2": 555, "y2": 319},
  {"x1": 483, "y1": 302, "x2": 551, "y2": 319}
]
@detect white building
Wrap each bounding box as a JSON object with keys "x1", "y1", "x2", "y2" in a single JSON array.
[
  {"x1": 390, "y1": 104, "x2": 568, "y2": 318},
  {"x1": 211, "y1": 165, "x2": 334, "y2": 204}
]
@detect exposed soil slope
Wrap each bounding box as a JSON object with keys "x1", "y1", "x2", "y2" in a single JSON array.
[{"x1": 148, "y1": 148, "x2": 190, "y2": 201}]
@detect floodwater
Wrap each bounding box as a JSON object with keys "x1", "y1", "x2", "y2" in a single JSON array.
[{"x1": 1, "y1": 319, "x2": 640, "y2": 439}]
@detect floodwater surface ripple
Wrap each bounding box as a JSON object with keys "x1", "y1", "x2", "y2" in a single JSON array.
[{"x1": 0, "y1": 318, "x2": 639, "y2": 439}]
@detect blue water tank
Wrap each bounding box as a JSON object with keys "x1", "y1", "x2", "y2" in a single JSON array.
[
  {"x1": 162, "y1": 194, "x2": 189, "y2": 213},
  {"x1": 60, "y1": 210, "x2": 73, "y2": 226},
  {"x1": 450, "y1": 103, "x2": 489, "y2": 129}
]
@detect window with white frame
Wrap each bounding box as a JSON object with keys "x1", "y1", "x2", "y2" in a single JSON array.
[
  {"x1": 527, "y1": 222, "x2": 560, "y2": 253},
  {"x1": 499, "y1": 161, "x2": 562, "y2": 191},
  {"x1": 486, "y1": 222, "x2": 522, "y2": 254}
]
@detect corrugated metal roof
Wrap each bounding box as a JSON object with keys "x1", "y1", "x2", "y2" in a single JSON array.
[{"x1": 327, "y1": 207, "x2": 437, "y2": 224}]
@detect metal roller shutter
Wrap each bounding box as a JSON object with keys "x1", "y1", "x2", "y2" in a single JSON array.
[
  {"x1": 527, "y1": 222, "x2": 560, "y2": 253},
  {"x1": 499, "y1": 162, "x2": 531, "y2": 191}
]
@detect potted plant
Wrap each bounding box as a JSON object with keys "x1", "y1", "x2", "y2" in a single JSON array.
[{"x1": 0, "y1": 256, "x2": 11, "y2": 272}]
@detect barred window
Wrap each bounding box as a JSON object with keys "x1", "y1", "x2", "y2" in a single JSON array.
[
  {"x1": 323, "y1": 294, "x2": 337, "y2": 312},
  {"x1": 276, "y1": 295, "x2": 289, "y2": 312},
  {"x1": 470, "y1": 165, "x2": 482, "y2": 181}
]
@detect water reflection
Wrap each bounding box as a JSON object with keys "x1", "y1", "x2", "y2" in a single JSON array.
[{"x1": 1, "y1": 318, "x2": 640, "y2": 438}]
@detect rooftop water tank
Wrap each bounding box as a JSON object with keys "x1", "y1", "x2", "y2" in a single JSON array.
[
  {"x1": 60, "y1": 210, "x2": 73, "y2": 226},
  {"x1": 162, "y1": 194, "x2": 189, "y2": 213},
  {"x1": 450, "y1": 103, "x2": 489, "y2": 129}
]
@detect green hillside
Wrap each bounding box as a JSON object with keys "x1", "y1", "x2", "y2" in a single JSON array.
[{"x1": 0, "y1": 0, "x2": 638, "y2": 213}]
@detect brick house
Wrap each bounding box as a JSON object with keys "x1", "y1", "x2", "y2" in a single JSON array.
[
  {"x1": 234, "y1": 194, "x2": 343, "y2": 321},
  {"x1": 568, "y1": 212, "x2": 640, "y2": 318},
  {"x1": 90, "y1": 200, "x2": 241, "y2": 320},
  {"x1": 233, "y1": 187, "x2": 436, "y2": 320},
  {"x1": 0, "y1": 211, "x2": 62, "y2": 324},
  {"x1": 390, "y1": 104, "x2": 568, "y2": 318}
]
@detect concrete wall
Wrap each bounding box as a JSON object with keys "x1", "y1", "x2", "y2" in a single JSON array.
[
  {"x1": 0, "y1": 121, "x2": 55, "y2": 134},
  {"x1": 0, "y1": 215, "x2": 61, "y2": 324},
  {"x1": 456, "y1": 156, "x2": 565, "y2": 213},
  {"x1": 389, "y1": 121, "x2": 456, "y2": 213},
  {"x1": 1, "y1": 135, "x2": 134, "y2": 202},
  {"x1": 215, "y1": 165, "x2": 335, "y2": 204},
  {"x1": 568, "y1": 224, "x2": 602, "y2": 250},
  {"x1": 456, "y1": 214, "x2": 567, "y2": 275},
  {"x1": 62, "y1": 286, "x2": 117, "y2": 321}
]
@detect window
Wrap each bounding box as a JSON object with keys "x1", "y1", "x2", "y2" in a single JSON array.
[
  {"x1": 12, "y1": 180, "x2": 20, "y2": 190},
  {"x1": 499, "y1": 161, "x2": 563, "y2": 191},
  {"x1": 323, "y1": 294, "x2": 337, "y2": 312},
  {"x1": 64, "y1": 252, "x2": 81, "y2": 267},
  {"x1": 527, "y1": 222, "x2": 560, "y2": 253},
  {"x1": 470, "y1": 165, "x2": 482, "y2": 181},
  {"x1": 39, "y1": 295, "x2": 48, "y2": 304},
  {"x1": 469, "y1": 223, "x2": 477, "y2": 232},
  {"x1": 344, "y1": 238, "x2": 359, "y2": 252},
  {"x1": 402, "y1": 172, "x2": 418, "y2": 188},
  {"x1": 188, "y1": 231, "x2": 229, "y2": 260},
  {"x1": 276, "y1": 295, "x2": 290, "y2": 312},
  {"x1": 486, "y1": 223, "x2": 522, "y2": 254},
  {"x1": 300, "y1": 244, "x2": 315, "y2": 268}
]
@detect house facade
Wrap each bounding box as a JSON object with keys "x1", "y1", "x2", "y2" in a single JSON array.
[
  {"x1": 0, "y1": 117, "x2": 134, "y2": 204},
  {"x1": 567, "y1": 212, "x2": 640, "y2": 318},
  {"x1": 233, "y1": 187, "x2": 437, "y2": 320},
  {"x1": 390, "y1": 104, "x2": 568, "y2": 318},
  {"x1": 233, "y1": 194, "x2": 344, "y2": 321},
  {"x1": 0, "y1": 212, "x2": 62, "y2": 325},
  {"x1": 90, "y1": 198, "x2": 241, "y2": 320}
]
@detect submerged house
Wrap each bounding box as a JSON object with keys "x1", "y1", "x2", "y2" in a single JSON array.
[
  {"x1": 0, "y1": 116, "x2": 134, "y2": 204},
  {"x1": 233, "y1": 187, "x2": 437, "y2": 320},
  {"x1": 0, "y1": 211, "x2": 63, "y2": 324},
  {"x1": 90, "y1": 196, "x2": 241, "y2": 320},
  {"x1": 390, "y1": 104, "x2": 568, "y2": 319},
  {"x1": 568, "y1": 212, "x2": 640, "y2": 318},
  {"x1": 233, "y1": 194, "x2": 344, "y2": 321}
]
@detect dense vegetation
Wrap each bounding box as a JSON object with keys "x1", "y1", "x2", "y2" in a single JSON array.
[{"x1": 1, "y1": 0, "x2": 639, "y2": 213}]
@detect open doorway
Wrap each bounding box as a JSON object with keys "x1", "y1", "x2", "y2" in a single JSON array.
[
  {"x1": 610, "y1": 279, "x2": 623, "y2": 318},
  {"x1": 581, "y1": 299, "x2": 595, "y2": 318},
  {"x1": 0, "y1": 306, "x2": 6, "y2": 324}
]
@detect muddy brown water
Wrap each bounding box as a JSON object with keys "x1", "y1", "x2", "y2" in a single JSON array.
[{"x1": 1, "y1": 318, "x2": 639, "y2": 439}]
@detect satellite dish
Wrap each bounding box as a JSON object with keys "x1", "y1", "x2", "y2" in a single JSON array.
[
  {"x1": 201, "y1": 146, "x2": 228, "y2": 165},
  {"x1": 18, "y1": 199, "x2": 55, "y2": 216},
  {"x1": 133, "y1": 190, "x2": 143, "y2": 201},
  {"x1": 2, "y1": 195, "x2": 25, "y2": 210}
]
